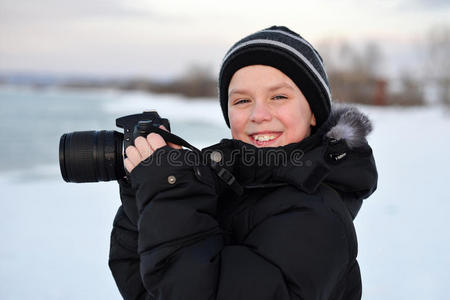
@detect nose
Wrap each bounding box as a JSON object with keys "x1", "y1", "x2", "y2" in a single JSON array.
[{"x1": 250, "y1": 101, "x2": 272, "y2": 123}]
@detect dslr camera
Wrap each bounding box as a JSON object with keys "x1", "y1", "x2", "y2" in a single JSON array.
[{"x1": 59, "y1": 111, "x2": 170, "y2": 183}]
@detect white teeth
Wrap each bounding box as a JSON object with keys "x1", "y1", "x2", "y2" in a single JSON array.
[{"x1": 253, "y1": 135, "x2": 276, "y2": 142}]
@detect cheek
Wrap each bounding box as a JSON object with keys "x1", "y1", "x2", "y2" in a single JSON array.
[
  {"x1": 276, "y1": 106, "x2": 299, "y2": 127},
  {"x1": 230, "y1": 127, "x2": 240, "y2": 139},
  {"x1": 229, "y1": 110, "x2": 247, "y2": 139},
  {"x1": 277, "y1": 107, "x2": 311, "y2": 141}
]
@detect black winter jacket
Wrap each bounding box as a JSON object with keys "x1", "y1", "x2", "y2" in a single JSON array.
[{"x1": 109, "y1": 104, "x2": 378, "y2": 300}]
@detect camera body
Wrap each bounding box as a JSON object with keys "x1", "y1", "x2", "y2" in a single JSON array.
[
  {"x1": 59, "y1": 111, "x2": 170, "y2": 183},
  {"x1": 116, "y1": 111, "x2": 170, "y2": 151}
]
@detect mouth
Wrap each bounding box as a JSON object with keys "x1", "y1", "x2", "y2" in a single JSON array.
[{"x1": 248, "y1": 131, "x2": 283, "y2": 147}]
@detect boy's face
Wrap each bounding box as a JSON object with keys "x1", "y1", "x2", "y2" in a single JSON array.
[{"x1": 228, "y1": 65, "x2": 316, "y2": 147}]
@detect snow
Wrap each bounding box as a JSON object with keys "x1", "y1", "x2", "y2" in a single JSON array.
[
  {"x1": 0, "y1": 178, "x2": 122, "y2": 299},
  {"x1": 1, "y1": 91, "x2": 449, "y2": 299},
  {"x1": 354, "y1": 105, "x2": 450, "y2": 299}
]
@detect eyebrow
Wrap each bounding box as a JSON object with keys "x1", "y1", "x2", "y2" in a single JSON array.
[{"x1": 229, "y1": 82, "x2": 295, "y2": 97}]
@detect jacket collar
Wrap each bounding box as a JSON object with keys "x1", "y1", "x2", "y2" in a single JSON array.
[{"x1": 203, "y1": 103, "x2": 377, "y2": 206}]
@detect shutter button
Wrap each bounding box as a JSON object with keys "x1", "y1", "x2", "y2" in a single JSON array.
[{"x1": 168, "y1": 175, "x2": 176, "y2": 184}]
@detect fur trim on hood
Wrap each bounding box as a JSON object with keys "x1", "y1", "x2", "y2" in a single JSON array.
[{"x1": 322, "y1": 103, "x2": 373, "y2": 149}]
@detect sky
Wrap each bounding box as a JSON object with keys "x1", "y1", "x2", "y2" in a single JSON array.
[{"x1": 0, "y1": 0, "x2": 449, "y2": 80}]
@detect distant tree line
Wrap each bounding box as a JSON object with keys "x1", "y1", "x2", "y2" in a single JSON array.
[
  {"x1": 318, "y1": 24, "x2": 450, "y2": 107},
  {"x1": 423, "y1": 24, "x2": 450, "y2": 108},
  {"x1": 318, "y1": 38, "x2": 424, "y2": 106},
  {"x1": 61, "y1": 64, "x2": 218, "y2": 98},
  {"x1": 2, "y1": 25, "x2": 448, "y2": 107}
]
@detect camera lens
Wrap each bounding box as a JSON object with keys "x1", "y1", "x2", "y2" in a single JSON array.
[{"x1": 59, "y1": 130, "x2": 125, "y2": 182}]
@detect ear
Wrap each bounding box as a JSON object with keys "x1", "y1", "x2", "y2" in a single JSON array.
[{"x1": 310, "y1": 114, "x2": 317, "y2": 126}]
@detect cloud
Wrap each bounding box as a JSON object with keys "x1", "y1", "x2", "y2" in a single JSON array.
[
  {"x1": 397, "y1": 0, "x2": 450, "y2": 11},
  {"x1": 0, "y1": 0, "x2": 448, "y2": 77},
  {"x1": 0, "y1": 0, "x2": 158, "y2": 24}
]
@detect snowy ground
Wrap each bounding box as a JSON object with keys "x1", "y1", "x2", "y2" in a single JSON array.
[
  {"x1": 354, "y1": 105, "x2": 450, "y2": 299},
  {"x1": 0, "y1": 90, "x2": 449, "y2": 299}
]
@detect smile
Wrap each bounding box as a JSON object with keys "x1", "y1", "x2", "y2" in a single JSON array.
[{"x1": 249, "y1": 132, "x2": 282, "y2": 146}]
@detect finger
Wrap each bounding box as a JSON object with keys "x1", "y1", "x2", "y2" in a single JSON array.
[
  {"x1": 147, "y1": 132, "x2": 166, "y2": 151},
  {"x1": 125, "y1": 145, "x2": 142, "y2": 167},
  {"x1": 168, "y1": 142, "x2": 182, "y2": 149},
  {"x1": 134, "y1": 136, "x2": 153, "y2": 159},
  {"x1": 124, "y1": 157, "x2": 135, "y2": 173},
  {"x1": 159, "y1": 125, "x2": 182, "y2": 149}
]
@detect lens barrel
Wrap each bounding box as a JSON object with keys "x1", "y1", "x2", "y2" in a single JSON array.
[{"x1": 59, "y1": 130, "x2": 125, "y2": 183}]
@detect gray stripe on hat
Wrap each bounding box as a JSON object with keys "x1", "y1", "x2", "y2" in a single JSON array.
[
  {"x1": 261, "y1": 29, "x2": 325, "y2": 71},
  {"x1": 221, "y1": 39, "x2": 331, "y2": 99}
]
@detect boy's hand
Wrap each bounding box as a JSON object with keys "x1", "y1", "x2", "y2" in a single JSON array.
[{"x1": 124, "y1": 125, "x2": 182, "y2": 173}]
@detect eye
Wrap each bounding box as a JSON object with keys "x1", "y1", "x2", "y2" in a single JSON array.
[
  {"x1": 272, "y1": 95, "x2": 287, "y2": 100},
  {"x1": 233, "y1": 99, "x2": 250, "y2": 105}
]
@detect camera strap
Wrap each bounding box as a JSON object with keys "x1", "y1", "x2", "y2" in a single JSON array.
[
  {"x1": 150, "y1": 127, "x2": 244, "y2": 196},
  {"x1": 149, "y1": 127, "x2": 202, "y2": 154}
]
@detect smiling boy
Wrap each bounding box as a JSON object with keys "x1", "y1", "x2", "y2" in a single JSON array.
[{"x1": 111, "y1": 26, "x2": 378, "y2": 300}]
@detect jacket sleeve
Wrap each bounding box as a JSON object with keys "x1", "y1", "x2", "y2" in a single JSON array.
[
  {"x1": 128, "y1": 146, "x2": 351, "y2": 300},
  {"x1": 326, "y1": 142, "x2": 378, "y2": 219},
  {"x1": 109, "y1": 178, "x2": 152, "y2": 300}
]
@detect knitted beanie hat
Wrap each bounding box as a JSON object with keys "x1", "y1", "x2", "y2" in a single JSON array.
[{"x1": 219, "y1": 25, "x2": 332, "y2": 128}]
